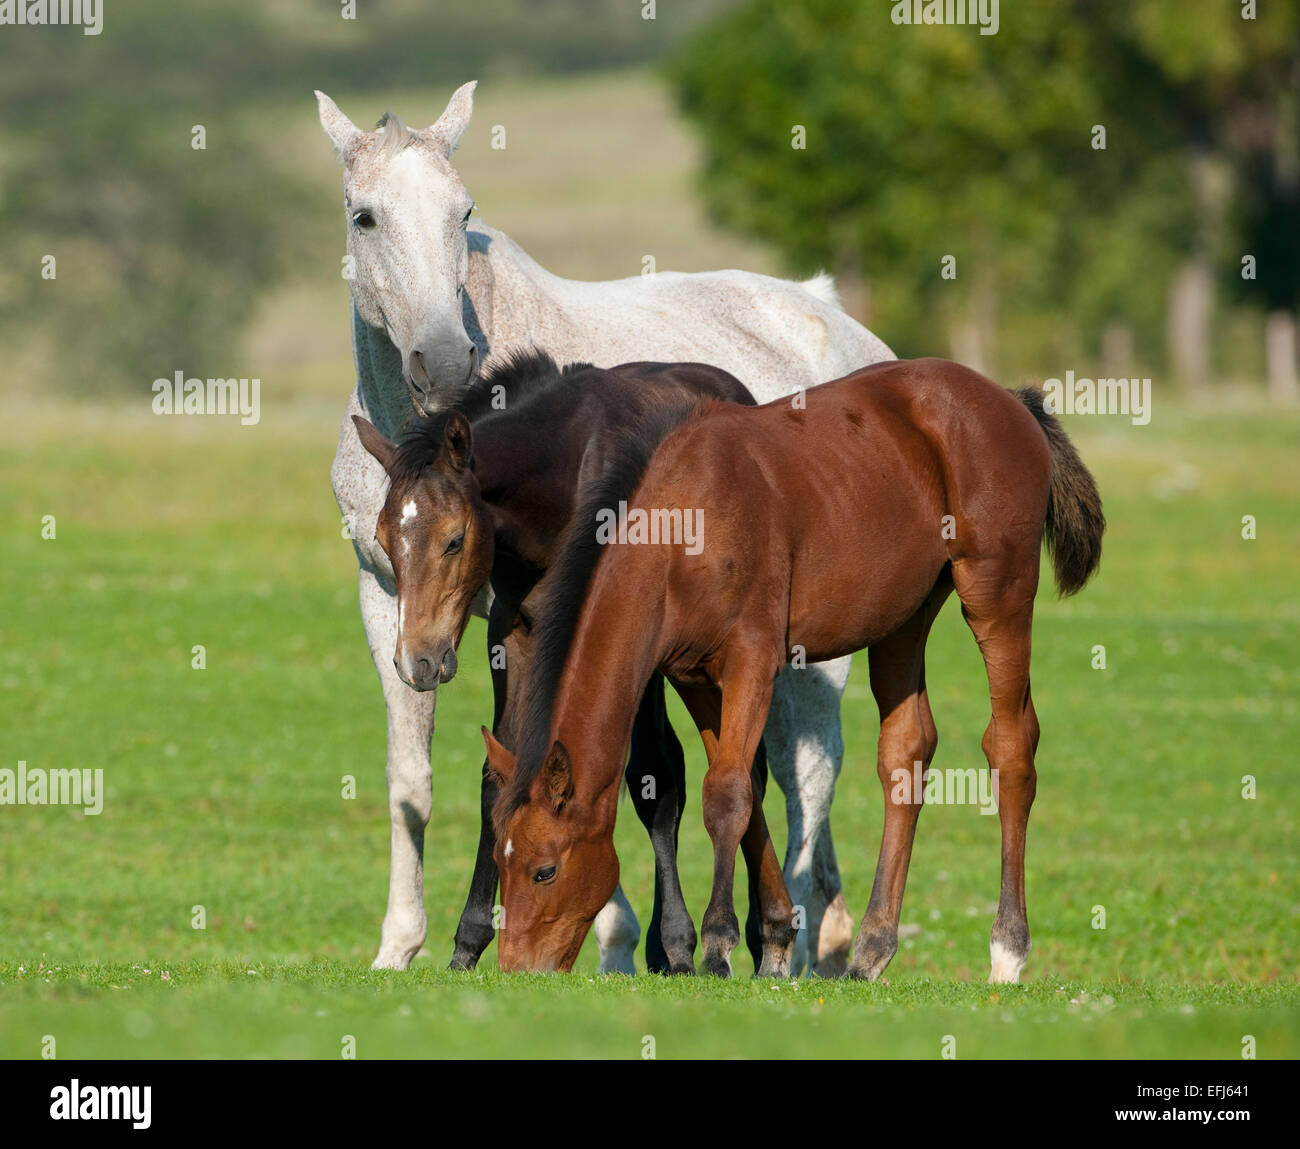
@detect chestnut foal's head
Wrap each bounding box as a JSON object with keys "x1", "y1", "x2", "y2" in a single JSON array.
[
  {"x1": 484, "y1": 729, "x2": 620, "y2": 971},
  {"x1": 354, "y1": 412, "x2": 494, "y2": 691}
]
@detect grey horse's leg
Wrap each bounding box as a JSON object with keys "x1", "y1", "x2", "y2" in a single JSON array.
[
  {"x1": 593, "y1": 888, "x2": 640, "y2": 974},
  {"x1": 359, "y1": 564, "x2": 438, "y2": 970},
  {"x1": 763, "y1": 658, "x2": 855, "y2": 977}
]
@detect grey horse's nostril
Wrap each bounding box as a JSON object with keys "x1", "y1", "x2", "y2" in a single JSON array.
[{"x1": 408, "y1": 349, "x2": 431, "y2": 390}]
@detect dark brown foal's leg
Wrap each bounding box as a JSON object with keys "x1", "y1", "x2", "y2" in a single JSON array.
[
  {"x1": 849, "y1": 584, "x2": 951, "y2": 981},
  {"x1": 627, "y1": 674, "x2": 697, "y2": 975},
  {"x1": 450, "y1": 605, "x2": 525, "y2": 970},
  {"x1": 952, "y1": 555, "x2": 1040, "y2": 984}
]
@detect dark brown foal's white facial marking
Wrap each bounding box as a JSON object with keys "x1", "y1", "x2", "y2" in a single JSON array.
[
  {"x1": 353, "y1": 413, "x2": 493, "y2": 692},
  {"x1": 484, "y1": 730, "x2": 621, "y2": 972}
]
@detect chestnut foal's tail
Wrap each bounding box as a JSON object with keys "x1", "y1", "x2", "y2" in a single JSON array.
[{"x1": 1015, "y1": 387, "x2": 1106, "y2": 596}]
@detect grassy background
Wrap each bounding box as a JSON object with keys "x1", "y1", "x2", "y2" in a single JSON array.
[
  {"x1": 0, "y1": 73, "x2": 1297, "y2": 1060},
  {"x1": 0, "y1": 395, "x2": 1296, "y2": 1059}
]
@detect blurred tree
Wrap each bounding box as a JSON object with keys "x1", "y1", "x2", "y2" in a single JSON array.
[
  {"x1": 0, "y1": 0, "x2": 734, "y2": 392},
  {"x1": 669, "y1": 0, "x2": 1299, "y2": 391}
]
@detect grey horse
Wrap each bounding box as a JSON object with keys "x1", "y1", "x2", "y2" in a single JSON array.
[{"x1": 316, "y1": 82, "x2": 894, "y2": 975}]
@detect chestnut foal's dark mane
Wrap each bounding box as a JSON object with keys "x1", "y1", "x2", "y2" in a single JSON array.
[
  {"x1": 386, "y1": 349, "x2": 595, "y2": 488},
  {"x1": 494, "y1": 400, "x2": 719, "y2": 834}
]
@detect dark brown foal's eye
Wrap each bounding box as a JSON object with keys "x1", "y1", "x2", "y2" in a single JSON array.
[
  {"x1": 352, "y1": 209, "x2": 376, "y2": 230},
  {"x1": 534, "y1": 865, "x2": 556, "y2": 884},
  {"x1": 444, "y1": 533, "x2": 464, "y2": 556}
]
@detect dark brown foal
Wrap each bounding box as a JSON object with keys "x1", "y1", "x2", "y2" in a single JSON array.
[{"x1": 354, "y1": 350, "x2": 759, "y2": 974}]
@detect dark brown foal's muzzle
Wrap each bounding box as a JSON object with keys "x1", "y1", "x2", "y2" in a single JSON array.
[{"x1": 396, "y1": 642, "x2": 458, "y2": 691}]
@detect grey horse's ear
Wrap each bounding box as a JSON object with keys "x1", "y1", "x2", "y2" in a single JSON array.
[
  {"x1": 426, "y1": 81, "x2": 476, "y2": 157},
  {"x1": 317, "y1": 90, "x2": 364, "y2": 160},
  {"x1": 353, "y1": 415, "x2": 397, "y2": 473}
]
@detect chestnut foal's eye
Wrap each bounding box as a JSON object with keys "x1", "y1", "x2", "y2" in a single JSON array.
[
  {"x1": 352, "y1": 209, "x2": 376, "y2": 230},
  {"x1": 444, "y1": 533, "x2": 464, "y2": 556},
  {"x1": 534, "y1": 865, "x2": 556, "y2": 884}
]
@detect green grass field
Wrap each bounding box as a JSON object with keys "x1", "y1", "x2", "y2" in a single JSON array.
[{"x1": 0, "y1": 391, "x2": 1296, "y2": 1059}]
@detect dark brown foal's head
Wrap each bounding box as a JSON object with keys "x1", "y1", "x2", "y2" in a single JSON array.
[
  {"x1": 353, "y1": 412, "x2": 494, "y2": 691},
  {"x1": 483, "y1": 729, "x2": 620, "y2": 971}
]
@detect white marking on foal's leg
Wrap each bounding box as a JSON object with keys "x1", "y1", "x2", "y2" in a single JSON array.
[
  {"x1": 594, "y1": 883, "x2": 639, "y2": 975},
  {"x1": 989, "y1": 939, "x2": 1027, "y2": 984}
]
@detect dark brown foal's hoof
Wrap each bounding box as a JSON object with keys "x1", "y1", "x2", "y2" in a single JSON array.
[{"x1": 702, "y1": 950, "x2": 733, "y2": 977}]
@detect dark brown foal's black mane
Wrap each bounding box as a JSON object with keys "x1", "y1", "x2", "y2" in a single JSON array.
[
  {"x1": 386, "y1": 349, "x2": 595, "y2": 488},
  {"x1": 493, "y1": 399, "x2": 713, "y2": 832},
  {"x1": 383, "y1": 347, "x2": 754, "y2": 832}
]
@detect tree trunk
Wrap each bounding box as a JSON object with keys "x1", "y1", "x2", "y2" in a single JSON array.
[
  {"x1": 1102, "y1": 321, "x2": 1135, "y2": 379},
  {"x1": 1266, "y1": 309, "x2": 1299, "y2": 403},
  {"x1": 1167, "y1": 261, "x2": 1213, "y2": 395},
  {"x1": 832, "y1": 240, "x2": 871, "y2": 328},
  {"x1": 949, "y1": 260, "x2": 997, "y2": 376},
  {"x1": 949, "y1": 319, "x2": 986, "y2": 376}
]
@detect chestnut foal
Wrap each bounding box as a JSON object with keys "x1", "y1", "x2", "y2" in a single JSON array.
[
  {"x1": 488, "y1": 357, "x2": 1104, "y2": 981},
  {"x1": 353, "y1": 351, "x2": 758, "y2": 973}
]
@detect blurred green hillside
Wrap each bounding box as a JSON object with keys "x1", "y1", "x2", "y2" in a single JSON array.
[
  {"x1": 2, "y1": 1, "x2": 1297, "y2": 402},
  {"x1": 0, "y1": 0, "x2": 740, "y2": 397}
]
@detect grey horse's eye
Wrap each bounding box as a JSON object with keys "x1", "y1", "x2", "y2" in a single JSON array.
[
  {"x1": 352, "y1": 209, "x2": 376, "y2": 230},
  {"x1": 462, "y1": 204, "x2": 473, "y2": 223}
]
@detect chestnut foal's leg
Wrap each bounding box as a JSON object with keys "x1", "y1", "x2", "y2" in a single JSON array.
[
  {"x1": 849, "y1": 584, "x2": 951, "y2": 981},
  {"x1": 738, "y1": 738, "x2": 796, "y2": 978},
  {"x1": 680, "y1": 671, "x2": 795, "y2": 978},
  {"x1": 743, "y1": 741, "x2": 771, "y2": 972},
  {"x1": 952, "y1": 555, "x2": 1041, "y2": 984},
  {"x1": 449, "y1": 603, "x2": 520, "y2": 970},
  {"x1": 626, "y1": 673, "x2": 697, "y2": 974}
]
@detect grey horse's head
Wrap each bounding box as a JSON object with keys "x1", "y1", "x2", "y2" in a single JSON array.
[{"x1": 317, "y1": 83, "x2": 480, "y2": 413}]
